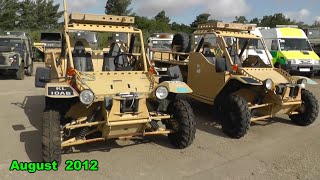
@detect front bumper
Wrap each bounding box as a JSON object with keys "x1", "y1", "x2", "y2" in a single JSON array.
[{"x1": 283, "y1": 63, "x2": 320, "y2": 73}]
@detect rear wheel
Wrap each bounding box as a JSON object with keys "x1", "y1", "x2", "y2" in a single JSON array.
[
  {"x1": 221, "y1": 95, "x2": 251, "y2": 138},
  {"x1": 289, "y1": 90, "x2": 319, "y2": 126},
  {"x1": 16, "y1": 63, "x2": 25, "y2": 80},
  {"x1": 165, "y1": 99, "x2": 196, "y2": 149},
  {"x1": 42, "y1": 109, "x2": 62, "y2": 165}
]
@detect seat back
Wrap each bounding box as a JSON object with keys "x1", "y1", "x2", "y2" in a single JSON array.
[
  {"x1": 102, "y1": 42, "x2": 129, "y2": 71},
  {"x1": 72, "y1": 41, "x2": 93, "y2": 72},
  {"x1": 203, "y1": 47, "x2": 216, "y2": 65},
  {"x1": 228, "y1": 46, "x2": 242, "y2": 67}
]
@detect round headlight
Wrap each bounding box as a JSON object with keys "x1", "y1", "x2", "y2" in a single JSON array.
[
  {"x1": 297, "y1": 79, "x2": 307, "y2": 89},
  {"x1": 155, "y1": 86, "x2": 169, "y2": 100},
  {"x1": 264, "y1": 79, "x2": 274, "y2": 90},
  {"x1": 79, "y1": 90, "x2": 95, "y2": 105}
]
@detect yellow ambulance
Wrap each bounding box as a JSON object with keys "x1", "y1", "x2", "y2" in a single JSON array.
[{"x1": 260, "y1": 25, "x2": 320, "y2": 77}]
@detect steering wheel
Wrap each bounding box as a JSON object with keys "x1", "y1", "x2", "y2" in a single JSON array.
[
  {"x1": 114, "y1": 53, "x2": 137, "y2": 71},
  {"x1": 242, "y1": 56, "x2": 259, "y2": 67}
]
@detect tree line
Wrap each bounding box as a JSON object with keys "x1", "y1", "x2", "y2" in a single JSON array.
[
  {"x1": 1, "y1": 0, "x2": 320, "y2": 42},
  {"x1": 105, "y1": 0, "x2": 320, "y2": 40}
]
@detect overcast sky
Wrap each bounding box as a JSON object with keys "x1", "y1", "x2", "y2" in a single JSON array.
[{"x1": 60, "y1": 0, "x2": 320, "y2": 25}]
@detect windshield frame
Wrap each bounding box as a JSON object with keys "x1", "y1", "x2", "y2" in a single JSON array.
[
  {"x1": 64, "y1": 16, "x2": 147, "y2": 73},
  {"x1": 193, "y1": 32, "x2": 274, "y2": 68}
]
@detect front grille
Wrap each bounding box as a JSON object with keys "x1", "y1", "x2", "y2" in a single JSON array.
[
  {"x1": 275, "y1": 84, "x2": 300, "y2": 98},
  {"x1": 289, "y1": 86, "x2": 300, "y2": 97},
  {"x1": 0, "y1": 56, "x2": 5, "y2": 65}
]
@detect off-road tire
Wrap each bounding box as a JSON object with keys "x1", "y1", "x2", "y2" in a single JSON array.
[
  {"x1": 42, "y1": 110, "x2": 62, "y2": 165},
  {"x1": 166, "y1": 99, "x2": 196, "y2": 149},
  {"x1": 289, "y1": 90, "x2": 319, "y2": 126},
  {"x1": 16, "y1": 63, "x2": 25, "y2": 80},
  {"x1": 26, "y1": 61, "x2": 33, "y2": 76},
  {"x1": 221, "y1": 95, "x2": 251, "y2": 139},
  {"x1": 172, "y1": 32, "x2": 191, "y2": 61}
]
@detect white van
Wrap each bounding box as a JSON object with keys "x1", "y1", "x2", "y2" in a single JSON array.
[{"x1": 239, "y1": 27, "x2": 273, "y2": 65}]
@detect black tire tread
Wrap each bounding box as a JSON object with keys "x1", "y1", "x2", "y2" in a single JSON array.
[
  {"x1": 26, "y1": 61, "x2": 33, "y2": 76},
  {"x1": 42, "y1": 109, "x2": 62, "y2": 165},
  {"x1": 290, "y1": 90, "x2": 319, "y2": 126},
  {"x1": 172, "y1": 32, "x2": 191, "y2": 61},
  {"x1": 16, "y1": 63, "x2": 25, "y2": 80},
  {"x1": 167, "y1": 99, "x2": 196, "y2": 149},
  {"x1": 221, "y1": 95, "x2": 251, "y2": 139}
]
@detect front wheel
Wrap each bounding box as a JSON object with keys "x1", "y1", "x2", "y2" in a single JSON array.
[
  {"x1": 221, "y1": 95, "x2": 251, "y2": 139},
  {"x1": 42, "y1": 109, "x2": 62, "y2": 165},
  {"x1": 26, "y1": 61, "x2": 33, "y2": 76},
  {"x1": 165, "y1": 99, "x2": 196, "y2": 149},
  {"x1": 16, "y1": 63, "x2": 25, "y2": 80},
  {"x1": 289, "y1": 90, "x2": 319, "y2": 126}
]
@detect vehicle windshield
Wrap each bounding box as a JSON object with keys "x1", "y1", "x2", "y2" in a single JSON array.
[
  {"x1": 279, "y1": 38, "x2": 312, "y2": 51},
  {"x1": 41, "y1": 33, "x2": 61, "y2": 41},
  {"x1": 68, "y1": 30, "x2": 145, "y2": 72},
  {"x1": 150, "y1": 40, "x2": 172, "y2": 50},
  {"x1": 0, "y1": 38, "x2": 23, "y2": 48}
]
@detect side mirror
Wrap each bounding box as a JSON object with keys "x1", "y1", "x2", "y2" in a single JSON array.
[{"x1": 35, "y1": 67, "x2": 51, "y2": 88}]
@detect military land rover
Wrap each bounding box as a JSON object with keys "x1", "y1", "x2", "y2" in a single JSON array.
[{"x1": 0, "y1": 32, "x2": 34, "y2": 79}]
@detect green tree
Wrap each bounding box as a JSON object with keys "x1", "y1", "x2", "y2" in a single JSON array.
[
  {"x1": 18, "y1": 0, "x2": 62, "y2": 30},
  {"x1": 154, "y1": 10, "x2": 170, "y2": 24},
  {"x1": 35, "y1": 0, "x2": 63, "y2": 29},
  {"x1": 260, "y1": 13, "x2": 295, "y2": 28},
  {"x1": 105, "y1": 0, "x2": 132, "y2": 15},
  {"x1": 171, "y1": 22, "x2": 193, "y2": 34},
  {"x1": 249, "y1": 18, "x2": 260, "y2": 25},
  {"x1": 311, "y1": 21, "x2": 320, "y2": 28},
  {"x1": 190, "y1": 13, "x2": 210, "y2": 28},
  {"x1": 233, "y1": 16, "x2": 248, "y2": 24},
  {"x1": 190, "y1": 13, "x2": 219, "y2": 29},
  {"x1": 0, "y1": 0, "x2": 20, "y2": 30}
]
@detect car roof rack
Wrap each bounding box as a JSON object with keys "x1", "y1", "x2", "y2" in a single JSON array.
[
  {"x1": 198, "y1": 22, "x2": 256, "y2": 31},
  {"x1": 69, "y1": 13, "x2": 135, "y2": 26},
  {"x1": 276, "y1": 25, "x2": 299, "y2": 28}
]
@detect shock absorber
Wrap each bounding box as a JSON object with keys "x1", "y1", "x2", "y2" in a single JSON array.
[{"x1": 76, "y1": 105, "x2": 101, "y2": 140}]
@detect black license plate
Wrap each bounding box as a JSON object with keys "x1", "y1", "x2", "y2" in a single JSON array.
[{"x1": 48, "y1": 87, "x2": 74, "y2": 96}]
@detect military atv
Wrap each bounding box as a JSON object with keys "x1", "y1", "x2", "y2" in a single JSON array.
[
  {"x1": 152, "y1": 22, "x2": 319, "y2": 138},
  {"x1": 0, "y1": 32, "x2": 34, "y2": 79},
  {"x1": 34, "y1": 0, "x2": 196, "y2": 164},
  {"x1": 33, "y1": 32, "x2": 62, "y2": 66}
]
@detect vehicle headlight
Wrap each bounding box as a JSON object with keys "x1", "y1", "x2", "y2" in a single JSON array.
[
  {"x1": 290, "y1": 60, "x2": 296, "y2": 64},
  {"x1": 297, "y1": 79, "x2": 307, "y2": 89},
  {"x1": 79, "y1": 90, "x2": 95, "y2": 105},
  {"x1": 155, "y1": 86, "x2": 169, "y2": 100},
  {"x1": 264, "y1": 79, "x2": 274, "y2": 90},
  {"x1": 313, "y1": 60, "x2": 320, "y2": 64}
]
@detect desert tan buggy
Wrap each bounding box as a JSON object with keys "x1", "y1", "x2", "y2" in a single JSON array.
[
  {"x1": 34, "y1": 0, "x2": 196, "y2": 164},
  {"x1": 152, "y1": 22, "x2": 319, "y2": 138},
  {"x1": 33, "y1": 32, "x2": 62, "y2": 67}
]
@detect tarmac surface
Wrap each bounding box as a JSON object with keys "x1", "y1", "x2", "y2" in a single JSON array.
[{"x1": 1, "y1": 63, "x2": 320, "y2": 180}]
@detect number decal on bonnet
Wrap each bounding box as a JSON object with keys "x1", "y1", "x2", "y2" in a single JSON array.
[{"x1": 48, "y1": 87, "x2": 74, "y2": 96}]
